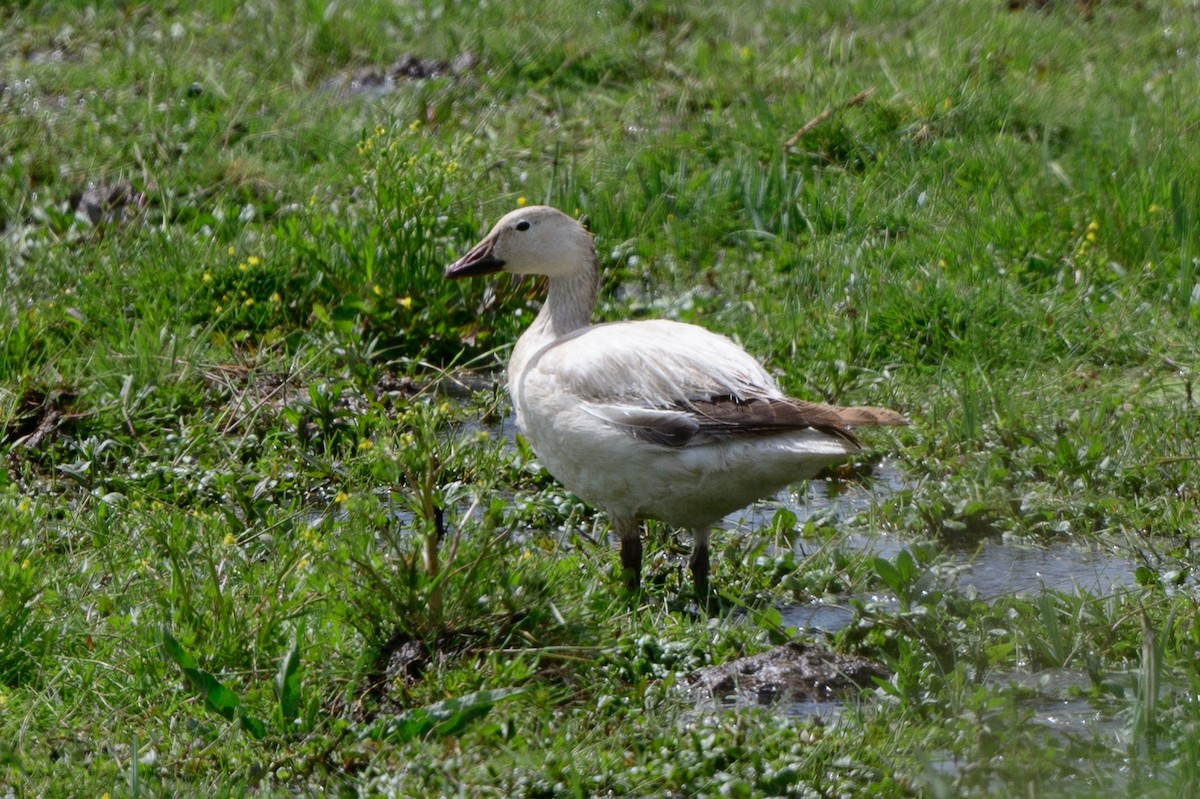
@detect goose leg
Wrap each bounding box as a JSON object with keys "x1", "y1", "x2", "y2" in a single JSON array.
[
  {"x1": 614, "y1": 516, "x2": 642, "y2": 591},
  {"x1": 690, "y1": 527, "x2": 711, "y2": 601}
]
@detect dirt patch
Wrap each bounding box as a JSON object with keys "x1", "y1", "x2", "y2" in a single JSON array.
[
  {"x1": 1008, "y1": 0, "x2": 1100, "y2": 15},
  {"x1": 348, "y1": 626, "x2": 485, "y2": 720},
  {"x1": 329, "y1": 52, "x2": 478, "y2": 97},
  {"x1": 2, "y1": 388, "x2": 80, "y2": 451},
  {"x1": 70, "y1": 181, "x2": 147, "y2": 227}
]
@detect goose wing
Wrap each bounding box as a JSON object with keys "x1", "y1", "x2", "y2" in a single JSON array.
[
  {"x1": 527, "y1": 319, "x2": 780, "y2": 405},
  {"x1": 520, "y1": 319, "x2": 903, "y2": 449}
]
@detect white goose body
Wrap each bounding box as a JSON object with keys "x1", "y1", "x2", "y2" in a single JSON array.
[
  {"x1": 446, "y1": 206, "x2": 905, "y2": 595},
  {"x1": 510, "y1": 319, "x2": 855, "y2": 528}
]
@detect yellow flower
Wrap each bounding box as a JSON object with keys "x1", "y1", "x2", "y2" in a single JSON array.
[
  {"x1": 1085, "y1": 231, "x2": 1097, "y2": 243},
  {"x1": 238, "y1": 262, "x2": 248, "y2": 272},
  {"x1": 215, "y1": 305, "x2": 223, "y2": 313},
  {"x1": 376, "y1": 125, "x2": 386, "y2": 136},
  {"x1": 938, "y1": 259, "x2": 947, "y2": 268},
  {"x1": 372, "y1": 284, "x2": 383, "y2": 296},
  {"x1": 334, "y1": 491, "x2": 349, "y2": 504},
  {"x1": 398, "y1": 296, "x2": 413, "y2": 309},
  {"x1": 1149, "y1": 204, "x2": 1161, "y2": 214},
  {"x1": 297, "y1": 558, "x2": 310, "y2": 571},
  {"x1": 17, "y1": 497, "x2": 31, "y2": 514},
  {"x1": 269, "y1": 292, "x2": 282, "y2": 304},
  {"x1": 227, "y1": 246, "x2": 235, "y2": 256},
  {"x1": 243, "y1": 297, "x2": 255, "y2": 307},
  {"x1": 247, "y1": 255, "x2": 261, "y2": 266},
  {"x1": 202, "y1": 272, "x2": 212, "y2": 282},
  {"x1": 20, "y1": 559, "x2": 30, "y2": 571},
  {"x1": 0, "y1": 693, "x2": 8, "y2": 708},
  {"x1": 409, "y1": 119, "x2": 421, "y2": 132},
  {"x1": 359, "y1": 439, "x2": 375, "y2": 451},
  {"x1": 223, "y1": 533, "x2": 236, "y2": 546},
  {"x1": 1087, "y1": 220, "x2": 1099, "y2": 232},
  {"x1": 517, "y1": 196, "x2": 527, "y2": 207},
  {"x1": 739, "y1": 46, "x2": 751, "y2": 60}
]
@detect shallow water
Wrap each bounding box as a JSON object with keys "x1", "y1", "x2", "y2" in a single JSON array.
[
  {"x1": 725, "y1": 460, "x2": 1140, "y2": 747},
  {"x1": 719, "y1": 459, "x2": 1137, "y2": 632},
  {"x1": 946, "y1": 538, "x2": 1135, "y2": 599},
  {"x1": 991, "y1": 667, "x2": 1128, "y2": 738},
  {"x1": 728, "y1": 459, "x2": 908, "y2": 536}
]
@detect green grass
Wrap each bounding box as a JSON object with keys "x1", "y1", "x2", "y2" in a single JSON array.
[{"x1": 2, "y1": 0, "x2": 1199, "y2": 796}]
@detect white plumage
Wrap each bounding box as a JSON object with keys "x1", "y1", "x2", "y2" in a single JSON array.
[{"x1": 446, "y1": 205, "x2": 905, "y2": 596}]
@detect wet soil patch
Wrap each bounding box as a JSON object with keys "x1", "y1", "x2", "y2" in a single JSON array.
[{"x1": 685, "y1": 642, "x2": 888, "y2": 706}]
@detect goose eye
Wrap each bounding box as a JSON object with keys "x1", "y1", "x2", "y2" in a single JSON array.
[{"x1": 515, "y1": 220, "x2": 531, "y2": 231}]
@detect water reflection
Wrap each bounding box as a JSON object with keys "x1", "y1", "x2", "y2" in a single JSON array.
[{"x1": 720, "y1": 459, "x2": 1137, "y2": 632}]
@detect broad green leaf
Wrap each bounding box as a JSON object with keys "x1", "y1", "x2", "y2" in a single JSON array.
[
  {"x1": 160, "y1": 627, "x2": 199, "y2": 670},
  {"x1": 192, "y1": 670, "x2": 241, "y2": 720},
  {"x1": 240, "y1": 713, "x2": 267, "y2": 740},
  {"x1": 161, "y1": 626, "x2": 241, "y2": 721},
  {"x1": 872, "y1": 557, "x2": 901, "y2": 593}
]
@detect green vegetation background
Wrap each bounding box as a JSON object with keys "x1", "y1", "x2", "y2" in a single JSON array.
[{"x1": 1, "y1": 0, "x2": 1198, "y2": 796}]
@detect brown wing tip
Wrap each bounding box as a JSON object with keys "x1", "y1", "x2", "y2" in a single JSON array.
[{"x1": 839, "y1": 406, "x2": 908, "y2": 428}]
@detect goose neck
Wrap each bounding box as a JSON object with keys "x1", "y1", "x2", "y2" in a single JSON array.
[{"x1": 534, "y1": 268, "x2": 597, "y2": 340}]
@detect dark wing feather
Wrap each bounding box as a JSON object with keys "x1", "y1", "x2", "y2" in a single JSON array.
[
  {"x1": 683, "y1": 395, "x2": 862, "y2": 445},
  {"x1": 588, "y1": 395, "x2": 906, "y2": 448}
]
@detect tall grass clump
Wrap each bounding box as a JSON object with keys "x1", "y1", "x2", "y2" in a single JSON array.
[{"x1": 267, "y1": 126, "x2": 529, "y2": 376}]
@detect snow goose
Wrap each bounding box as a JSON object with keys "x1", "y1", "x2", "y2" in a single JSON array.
[{"x1": 445, "y1": 205, "x2": 906, "y2": 597}]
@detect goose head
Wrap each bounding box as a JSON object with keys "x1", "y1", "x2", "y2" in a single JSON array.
[{"x1": 444, "y1": 206, "x2": 595, "y2": 280}]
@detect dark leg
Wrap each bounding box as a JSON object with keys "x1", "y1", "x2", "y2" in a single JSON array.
[
  {"x1": 616, "y1": 518, "x2": 642, "y2": 591},
  {"x1": 689, "y1": 527, "x2": 711, "y2": 603}
]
